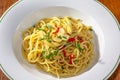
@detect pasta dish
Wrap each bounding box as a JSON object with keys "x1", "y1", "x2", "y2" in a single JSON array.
[{"x1": 22, "y1": 16, "x2": 94, "y2": 78}]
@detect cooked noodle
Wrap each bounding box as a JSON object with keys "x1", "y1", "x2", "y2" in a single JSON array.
[{"x1": 22, "y1": 16, "x2": 94, "y2": 78}]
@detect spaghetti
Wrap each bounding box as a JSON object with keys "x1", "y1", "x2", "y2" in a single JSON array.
[{"x1": 22, "y1": 16, "x2": 94, "y2": 78}]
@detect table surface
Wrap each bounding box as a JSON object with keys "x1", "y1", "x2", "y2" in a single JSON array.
[{"x1": 0, "y1": 0, "x2": 120, "y2": 80}]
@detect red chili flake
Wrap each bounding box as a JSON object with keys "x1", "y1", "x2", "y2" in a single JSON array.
[
  {"x1": 69, "y1": 54, "x2": 74, "y2": 58},
  {"x1": 77, "y1": 36, "x2": 84, "y2": 43},
  {"x1": 62, "y1": 50, "x2": 66, "y2": 57},
  {"x1": 69, "y1": 54, "x2": 74, "y2": 64},
  {"x1": 69, "y1": 60, "x2": 72, "y2": 64},
  {"x1": 68, "y1": 37, "x2": 75, "y2": 42},
  {"x1": 53, "y1": 27, "x2": 60, "y2": 34}
]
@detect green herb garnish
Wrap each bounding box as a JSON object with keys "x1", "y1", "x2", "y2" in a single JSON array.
[
  {"x1": 45, "y1": 29, "x2": 52, "y2": 42},
  {"x1": 42, "y1": 50, "x2": 53, "y2": 59},
  {"x1": 62, "y1": 36, "x2": 67, "y2": 39},
  {"x1": 46, "y1": 53, "x2": 53, "y2": 59},
  {"x1": 38, "y1": 28, "x2": 45, "y2": 32},
  {"x1": 46, "y1": 38, "x2": 52, "y2": 42},
  {"x1": 58, "y1": 35, "x2": 62, "y2": 39},
  {"x1": 39, "y1": 37, "x2": 45, "y2": 41},
  {"x1": 58, "y1": 36, "x2": 67, "y2": 39},
  {"x1": 42, "y1": 51, "x2": 46, "y2": 59},
  {"x1": 47, "y1": 30, "x2": 51, "y2": 36},
  {"x1": 41, "y1": 30, "x2": 52, "y2": 42},
  {"x1": 54, "y1": 49, "x2": 59, "y2": 55},
  {"x1": 76, "y1": 42, "x2": 83, "y2": 52}
]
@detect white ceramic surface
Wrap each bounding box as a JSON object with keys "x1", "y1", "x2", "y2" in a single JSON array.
[{"x1": 0, "y1": 0, "x2": 120, "y2": 80}]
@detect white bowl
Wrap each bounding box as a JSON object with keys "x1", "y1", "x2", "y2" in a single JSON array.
[
  {"x1": 13, "y1": 6, "x2": 103, "y2": 79},
  {"x1": 0, "y1": 0, "x2": 120, "y2": 80}
]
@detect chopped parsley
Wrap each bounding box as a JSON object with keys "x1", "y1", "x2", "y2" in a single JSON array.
[
  {"x1": 46, "y1": 38, "x2": 52, "y2": 42},
  {"x1": 39, "y1": 37, "x2": 45, "y2": 41},
  {"x1": 39, "y1": 30, "x2": 52, "y2": 42},
  {"x1": 42, "y1": 51, "x2": 46, "y2": 59},
  {"x1": 76, "y1": 42, "x2": 83, "y2": 52},
  {"x1": 42, "y1": 50, "x2": 53, "y2": 59},
  {"x1": 46, "y1": 53, "x2": 53, "y2": 59},
  {"x1": 54, "y1": 49, "x2": 59, "y2": 55},
  {"x1": 58, "y1": 35, "x2": 67, "y2": 39},
  {"x1": 62, "y1": 36, "x2": 67, "y2": 39},
  {"x1": 38, "y1": 28, "x2": 45, "y2": 32},
  {"x1": 58, "y1": 35, "x2": 62, "y2": 39}
]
